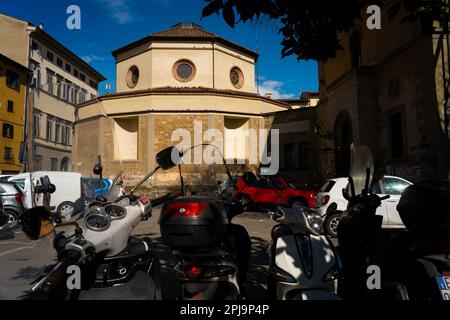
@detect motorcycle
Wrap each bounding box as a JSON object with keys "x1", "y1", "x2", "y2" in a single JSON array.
[
  {"x1": 267, "y1": 205, "x2": 341, "y2": 300},
  {"x1": 158, "y1": 145, "x2": 251, "y2": 300},
  {"x1": 369, "y1": 180, "x2": 450, "y2": 301},
  {"x1": 337, "y1": 145, "x2": 450, "y2": 301},
  {"x1": 18, "y1": 148, "x2": 180, "y2": 300}
]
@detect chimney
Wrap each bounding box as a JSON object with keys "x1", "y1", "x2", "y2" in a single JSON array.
[{"x1": 265, "y1": 93, "x2": 273, "y2": 99}]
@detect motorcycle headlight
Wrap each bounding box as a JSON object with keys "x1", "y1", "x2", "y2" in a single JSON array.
[{"x1": 307, "y1": 212, "x2": 324, "y2": 234}]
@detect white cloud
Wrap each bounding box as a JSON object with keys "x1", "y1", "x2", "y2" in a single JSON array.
[
  {"x1": 98, "y1": 0, "x2": 135, "y2": 24},
  {"x1": 81, "y1": 55, "x2": 109, "y2": 63},
  {"x1": 257, "y1": 79, "x2": 296, "y2": 99}
]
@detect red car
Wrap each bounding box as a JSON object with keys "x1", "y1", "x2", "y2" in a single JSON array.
[{"x1": 232, "y1": 174, "x2": 317, "y2": 209}]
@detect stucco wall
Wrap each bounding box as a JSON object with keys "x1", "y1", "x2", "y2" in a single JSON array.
[
  {"x1": 115, "y1": 41, "x2": 256, "y2": 93},
  {"x1": 0, "y1": 14, "x2": 29, "y2": 68}
]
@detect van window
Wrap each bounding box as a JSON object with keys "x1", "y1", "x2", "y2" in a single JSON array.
[
  {"x1": 11, "y1": 179, "x2": 25, "y2": 190},
  {"x1": 320, "y1": 181, "x2": 336, "y2": 192}
]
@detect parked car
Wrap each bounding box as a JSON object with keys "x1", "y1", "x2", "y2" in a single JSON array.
[
  {"x1": 0, "y1": 182, "x2": 24, "y2": 228},
  {"x1": 8, "y1": 172, "x2": 85, "y2": 220},
  {"x1": 233, "y1": 174, "x2": 317, "y2": 209},
  {"x1": 0, "y1": 175, "x2": 13, "y2": 182},
  {"x1": 316, "y1": 175, "x2": 413, "y2": 237}
]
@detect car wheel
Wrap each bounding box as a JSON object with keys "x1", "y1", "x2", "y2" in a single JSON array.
[
  {"x1": 1, "y1": 210, "x2": 19, "y2": 229},
  {"x1": 57, "y1": 201, "x2": 75, "y2": 220},
  {"x1": 291, "y1": 199, "x2": 308, "y2": 208},
  {"x1": 325, "y1": 212, "x2": 342, "y2": 238},
  {"x1": 237, "y1": 195, "x2": 251, "y2": 210}
]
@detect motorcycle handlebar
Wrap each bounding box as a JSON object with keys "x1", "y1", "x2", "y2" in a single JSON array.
[
  {"x1": 150, "y1": 192, "x2": 181, "y2": 207},
  {"x1": 32, "y1": 255, "x2": 74, "y2": 294}
]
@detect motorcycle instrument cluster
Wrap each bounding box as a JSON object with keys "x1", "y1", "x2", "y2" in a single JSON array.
[
  {"x1": 84, "y1": 205, "x2": 108, "y2": 231},
  {"x1": 84, "y1": 211, "x2": 110, "y2": 232},
  {"x1": 104, "y1": 204, "x2": 127, "y2": 220}
]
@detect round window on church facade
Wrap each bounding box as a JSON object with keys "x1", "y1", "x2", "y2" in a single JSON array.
[
  {"x1": 173, "y1": 60, "x2": 196, "y2": 82},
  {"x1": 126, "y1": 65, "x2": 139, "y2": 88},
  {"x1": 230, "y1": 67, "x2": 244, "y2": 89}
]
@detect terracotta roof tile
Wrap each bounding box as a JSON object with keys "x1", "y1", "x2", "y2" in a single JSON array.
[
  {"x1": 152, "y1": 21, "x2": 216, "y2": 38},
  {"x1": 112, "y1": 21, "x2": 258, "y2": 59}
]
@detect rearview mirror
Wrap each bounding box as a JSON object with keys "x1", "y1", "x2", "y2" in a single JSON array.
[
  {"x1": 93, "y1": 155, "x2": 103, "y2": 176},
  {"x1": 156, "y1": 146, "x2": 181, "y2": 170},
  {"x1": 19, "y1": 207, "x2": 55, "y2": 240}
]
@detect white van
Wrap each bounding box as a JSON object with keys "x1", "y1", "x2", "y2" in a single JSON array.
[{"x1": 8, "y1": 171, "x2": 84, "y2": 219}]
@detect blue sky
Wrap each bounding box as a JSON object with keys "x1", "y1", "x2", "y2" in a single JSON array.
[{"x1": 0, "y1": 0, "x2": 318, "y2": 97}]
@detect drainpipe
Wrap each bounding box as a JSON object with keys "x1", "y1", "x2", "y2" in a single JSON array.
[{"x1": 22, "y1": 25, "x2": 37, "y2": 172}]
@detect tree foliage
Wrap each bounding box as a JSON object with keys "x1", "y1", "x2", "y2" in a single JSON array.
[{"x1": 201, "y1": 0, "x2": 450, "y2": 61}]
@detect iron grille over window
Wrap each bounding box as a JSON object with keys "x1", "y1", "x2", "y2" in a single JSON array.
[
  {"x1": 173, "y1": 60, "x2": 196, "y2": 82},
  {"x1": 177, "y1": 63, "x2": 193, "y2": 79}
]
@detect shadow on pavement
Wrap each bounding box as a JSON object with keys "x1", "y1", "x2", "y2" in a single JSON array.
[
  {"x1": 245, "y1": 236, "x2": 271, "y2": 300},
  {"x1": 0, "y1": 229, "x2": 16, "y2": 240}
]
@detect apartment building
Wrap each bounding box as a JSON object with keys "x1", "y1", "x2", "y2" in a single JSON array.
[
  {"x1": 0, "y1": 13, "x2": 106, "y2": 172},
  {"x1": 0, "y1": 54, "x2": 28, "y2": 174}
]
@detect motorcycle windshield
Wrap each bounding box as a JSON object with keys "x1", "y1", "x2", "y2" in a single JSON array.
[{"x1": 349, "y1": 145, "x2": 374, "y2": 196}]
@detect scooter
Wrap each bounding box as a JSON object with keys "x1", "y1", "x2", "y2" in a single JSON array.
[
  {"x1": 267, "y1": 205, "x2": 341, "y2": 300},
  {"x1": 18, "y1": 148, "x2": 180, "y2": 300},
  {"x1": 159, "y1": 145, "x2": 251, "y2": 300},
  {"x1": 369, "y1": 180, "x2": 450, "y2": 301},
  {"x1": 336, "y1": 145, "x2": 450, "y2": 301}
]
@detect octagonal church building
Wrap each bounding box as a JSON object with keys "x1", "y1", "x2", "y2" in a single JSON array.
[{"x1": 74, "y1": 22, "x2": 290, "y2": 188}]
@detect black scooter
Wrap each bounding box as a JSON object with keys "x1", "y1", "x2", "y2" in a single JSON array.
[
  {"x1": 337, "y1": 169, "x2": 450, "y2": 300},
  {"x1": 159, "y1": 145, "x2": 251, "y2": 300}
]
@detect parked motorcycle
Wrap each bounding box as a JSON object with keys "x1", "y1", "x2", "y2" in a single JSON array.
[
  {"x1": 267, "y1": 205, "x2": 341, "y2": 300},
  {"x1": 159, "y1": 145, "x2": 251, "y2": 300},
  {"x1": 18, "y1": 148, "x2": 180, "y2": 300},
  {"x1": 336, "y1": 145, "x2": 450, "y2": 301},
  {"x1": 370, "y1": 180, "x2": 450, "y2": 301}
]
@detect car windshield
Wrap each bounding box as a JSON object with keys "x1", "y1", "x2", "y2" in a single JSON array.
[
  {"x1": 320, "y1": 181, "x2": 336, "y2": 192},
  {"x1": 382, "y1": 177, "x2": 411, "y2": 195}
]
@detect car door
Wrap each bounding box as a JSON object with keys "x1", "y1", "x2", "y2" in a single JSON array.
[
  {"x1": 9, "y1": 174, "x2": 33, "y2": 209},
  {"x1": 380, "y1": 177, "x2": 412, "y2": 227},
  {"x1": 271, "y1": 179, "x2": 289, "y2": 205}
]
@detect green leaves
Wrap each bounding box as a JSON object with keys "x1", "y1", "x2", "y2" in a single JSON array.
[
  {"x1": 201, "y1": 0, "x2": 450, "y2": 61},
  {"x1": 202, "y1": 0, "x2": 224, "y2": 17},
  {"x1": 223, "y1": 0, "x2": 236, "y2": 28}
]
